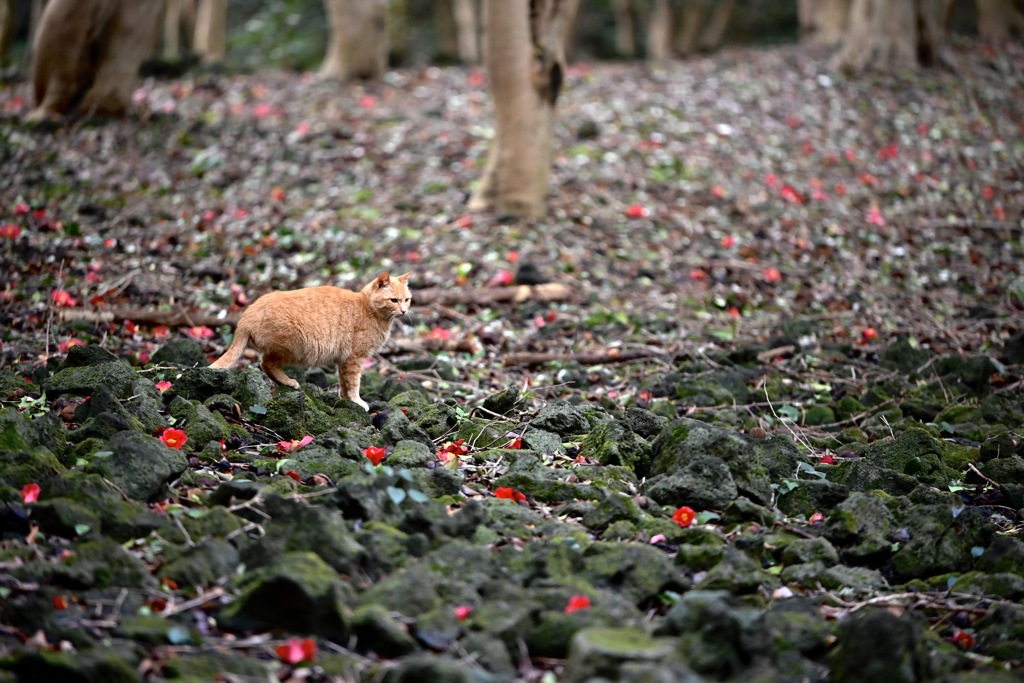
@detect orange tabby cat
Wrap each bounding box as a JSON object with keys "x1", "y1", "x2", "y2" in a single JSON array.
[{"x1": 209, "y1": 272, "x2": 412, "y2": 410}]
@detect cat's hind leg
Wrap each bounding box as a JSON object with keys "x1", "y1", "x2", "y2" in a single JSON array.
[
  {"x1": 338, "y1": 358, "x2": 369, "y2": 411},
  {"x1": 261, "y1": 353, "x2": 300, "y2": 389}
]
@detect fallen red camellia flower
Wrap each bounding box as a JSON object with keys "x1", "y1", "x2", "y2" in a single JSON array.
[
  {"x1": 672, "y1": 505, "x2": 696, "y2": 528},
  {"x1": 277, "y1": 435, "x2": 314, "y2": 453},
  {"x1": 364, "y1": 446, "x2": 387, "y2": 466},
  {"x1": 160, "y1": 428, "x2": 188, "y2": 450},
  {"x1": 494, "y1": 487, "x2": 527, "y2": 503},
  {"x1": 21, "y1": 483, "x2": 41, "y2": 504},
  {"x1": 276, "y1": 636, "x2": 316, "y2": 664},
  {"x1": 454, "y1": 605, "x2": 473, "y2": 621},
  {"x1": 564, "y1": 595, "x2": 591, "y2": 613}
]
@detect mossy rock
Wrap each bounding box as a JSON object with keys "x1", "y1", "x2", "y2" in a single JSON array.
[
  {"x1": 532, "y1": 401, "x2": 590, "y2": 437},
  {"x1": 521, "y1": 428, "x2": 563, "y2": 455},
  {"x1": 219, "y1": 551, "x2": 352, "y2": 641},
  {"x1": 388, "y1": 389, "x2": 432, "y2": 409},
  {"x1": 30, "y1": 497, "x2": 101, "y2": 539},
  {"x1": 228, "y1": 365, "x2": 273, "y2": 412},
  {"x1": 49, "y1": 537, "x2": 158, "y2": 590},
  {"x1": 259, "y1": 390, "x2": 354, "y2": 440},
  {"x1": 2, "y1": 648, "x2": 140, "y2": 683},
  {"x1": 861, "y1": 427, "x2": 975, "y2": 487},
  {"x1": 167, "y1": 396, "x2": 242, "y2": 446},
  {"x1": 0, "y1": 409, "x2": 67, "y2": 461},
  {"x1": 928, "y1": 355, "x2": 995, "y2": 397},
  {"x1": 644, "y1": 452, "x2": 738, "y2": 509},
  {"x1": 381, "y1": 408, "x2": 436, "y2": 450},
  {"x1": 581, "y1": 420, "x2": 650, "y2": 473},
  {"x1": 159, "y1": 538, "x2": 242, "y2": 590},
  {"x1": 87, "y1": 430, "x2": 187, "y2": 502},
  {"x1": 580, "y1": 542, "x2": 688, "y2": 606},
  {"x1": 653, "y1": 589, "x2": 767, "y2": 678},
  {"x1": 351, "y1": 604, "x2": 418, "y2": 658},
  {"x1": 561, "y1": 627, "x2": 677, "y2": 683},
  {"x1": 890, "y1": 505, "x2": 992, "y2": 582},
  {"x1": 646, "y1": 418, "x2": 799, "y2": 505},
  {"x1": 155, "y1": 649, "x2": 271, "y2": 681},
  {"x1": 775, "y1": 478, "x2": 849, "y2": 518},
  {"x1": 482, "y1": 383, "x2": 521, "y2": 416},
  {"x1": 0, "y1": 448, "x2": 65, "y2": 492},
  {"x1": 802, "y1": 404, "x2": 835, "y2": 426},
  {"x1": 828, "y1": 608, "x2": 933, "y2": 683},
  {"x1": 456, "y1": 416, "x2": 514, "y2": 450},
  {"x1": 164, "y1": 366, "x2": 238, "y2": 404},
  {"x1": 881, "y1": 338, "x2": 929, "y2": 374},
  {"x1": 387, "y1": 439, "x2": 434, "y2": 468},
  {"x1": 823, "y1": 490, "x2": 897, "y2": 560},
  {"x1": 241, "y1": 494, "x2": 364, "y2": 575},
  {"x1": 43, "y1": 471, "x2": 171, "y2": 542},
  {"x1": 45, "y1": 350, "x2": 138, "y2": 399},
  {"x1": 414, "y1": 401, "x2": 459, "y2": 440},
  {"x1": 151, "y1": 338, "x2": 208, "y2": 367}
]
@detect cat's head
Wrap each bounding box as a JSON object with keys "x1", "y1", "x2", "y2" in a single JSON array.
[{"x1": 364, "y1": 271, "x2": 412, "y2": 319}]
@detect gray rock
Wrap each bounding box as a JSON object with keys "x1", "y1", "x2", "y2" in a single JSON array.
[
  {"x1": 562, "y1": 627, "x2": 678, "y2": 683},
  {"x1": 381, "y1": 408, "x2": 435, "y2": 451},
  {"x1": 522, "y1": 428, "x2": 563, "y2": 455},
  {"x1": 91, "y1": 431, "x2": 188, "y2": 502},
  {"x1": 829, "y1": 609, "x2": 932, "y2": 683},
  {"x1": 532, "y1": 401, "x2": 590, "y2": 437},
  {"x1": 219, "y1": 551, "x2": 352, "y2": 641},
  {"x1": 151, "y1": 338, "x2": 208, "y2": 367},
  {"x1": 45, "y1": 356, "x2": 138, "y2": 399}
]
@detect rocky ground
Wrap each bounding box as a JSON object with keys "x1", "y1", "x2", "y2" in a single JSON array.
[{"x1": 1, "y1": 39, "x2": 1023, "y2": 682}]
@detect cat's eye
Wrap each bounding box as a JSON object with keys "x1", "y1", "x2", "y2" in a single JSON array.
[{"x1": 390, "y1": 298, "x2": 399, "y2": 303}]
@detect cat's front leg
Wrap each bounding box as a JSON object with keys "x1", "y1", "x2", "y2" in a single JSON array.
[{"x1": 338, "y1": 358, "x2": 369, "y2": 411}]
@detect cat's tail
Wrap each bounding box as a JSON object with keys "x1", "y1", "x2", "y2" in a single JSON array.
[{"x1": 209, "y1": 329, "x2": 250, "y2": 369}]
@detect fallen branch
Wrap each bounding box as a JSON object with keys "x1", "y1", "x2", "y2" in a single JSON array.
[
  {"x1": 503, "y1": 347, "x2": 675, "y2": 368},
  {"x1": 60, "y1": 283, "x2": 573, "y2": 330}
]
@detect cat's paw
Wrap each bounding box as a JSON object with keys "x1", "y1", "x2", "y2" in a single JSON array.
[
  {"x1": 285, "y1": 379, "x2": 301, "y2": 390},
  {"x1": 354, "y1": 397, "x2": 370, "y2": 411}
]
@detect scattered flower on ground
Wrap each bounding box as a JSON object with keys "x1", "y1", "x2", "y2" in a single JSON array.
[
  {"x1": 673, "y1": 506, "x2": 696, "y2": 528},
  {"x1": 160, "y1": 428, "x2": 188, "y2": 450},
  {"x1": 564, "y1": 595, "x2": 591, "y2": 613}
]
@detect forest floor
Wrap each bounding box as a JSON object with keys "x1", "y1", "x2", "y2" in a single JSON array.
[{"x1": 0, "y1": 40, "x2": 1023, "y2": 682}]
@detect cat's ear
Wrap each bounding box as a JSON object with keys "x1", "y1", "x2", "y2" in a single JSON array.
[
  {"x1": 397, "y1": 271, "x2": 412, "y2": 282},
  {"x1": 375, "y1": 272, "x2": 391, "y2": 288}
]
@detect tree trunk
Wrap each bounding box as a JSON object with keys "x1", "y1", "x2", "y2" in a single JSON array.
[
  {"x1": 468, "y1": 0, "x2": 569, "y2": 218},
  {"x1": 671, "y1": 2, "x2": 703, "y2": 57},
  {"x1": 832, "y1": 0, "x2": 917, "y2": 71},
  {"x1": 612, "y1": 0, "x2": 636, "y2": 57},
  {"x1": 452, "y1": 0, "x2": 479, "y2": 62},
  {"x1": 193, "y1": 0, "x2": 226, "y2": 63},
  {"x1": 0, "y1": 0, "x2": 12, "y2": 61},
  {"x1": 320, "y1": 0, "x2": 389, "y2": 80},
  {"x1": 799, "y1": 0, "x2": 852, "y2": 45},
  {"x1": 163, "y1": 0, "x2": 190, "y2": 59},
  {"x1": 698, "y1": 0, "x2": 737, "y2": 51},
  {"x1": 976, "y1": 0, "x2": 1024, "y2": 41}
]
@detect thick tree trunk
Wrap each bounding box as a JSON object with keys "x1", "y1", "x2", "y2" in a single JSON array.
[
  {"x1": 612, "y1": 0, "x2": 636, "y2": 57},
  {"x1": 648, "y1": 0, "x2": 674, "y2": 59},
  {"x1": 28, "y1": 0, "x2": 165, "y2": 121},
  {"x1": 667, "y1": 1, "x2": 700, "y2": 57},
  {"x1": 163, "y1": 0, "x2": 198, "y2": 59},
  {"x1": 320, "y1": 0, "x2": 389, "y2": 80},
  {"x1": 0, "y1": 0, "x2": 12, "y2": 61},
  {"x1": 468, "y1": 0, "x2": 568, "y2": 218},
  {"x1": 834, "y1": 0, "x2": 917, "y2": 71},
  {"x1": 976, "y1": 0, "x2": 1024, "y2": 41},
  {"x1": 452, "y1": 0, "x2": 479, "y2": 62},
  {"x1": 698, "y1": 0, "x2": 737, "y2": 51},
  {"x1": 193, "y1": 0, "x2": 226, "y2": 63},
  {"x1": 799, "y1": 0, "x2": 852, "y2": 45}
]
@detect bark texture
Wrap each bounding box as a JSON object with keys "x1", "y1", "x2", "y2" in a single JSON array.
[
  {"x1": 468, "y1": 0, "x2": 569, "y2": 218},
  {"x1": 28, "y1": 0, "x2": 165, "y2": 122},
  {"x1": 832, "y1": 0, "x2": 951, "y2": 71},
  {"x1": 799, "y1": 0, "x2": 852, "y2": 45},
  {"x1": 0, "y1": 0, "x2": 12, "y2": 60},
  {"x1": 976, "y1": 0, "x2": 1024, "y2": 42},
  {"x1": 649, "y1": 0, "x2": 737, "y2": 60},
  {"x1": 193, "y1": 0, "x2": 226, "y2": 63},
  {"x1": 163, "y1": 0, "x2": 197, "y2": 59},
  {"x1": 320, "y1": 0, "x2": 389, "y2": 80}
]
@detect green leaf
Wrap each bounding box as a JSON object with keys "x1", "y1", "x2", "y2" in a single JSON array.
[
  {"x1": 695, "y1": 511, "x2": 721, "y2": 525},
  {"x1": 971, "y1": 546, "x2": 985, "y2": 559},
  {"x1": 386, "y1": 486, "x2": 407, "y2": 505},
  {"x1": 796, "y1": 461, "x2": 826, "y2": 480},
  {"x1": 407, "y1": 489, "x2": 429, "y2": 504},
  {"x1": 74, "y1": 524, "x2": 91, "y2": 536},
  {"x1": 166, "y1": 625, "x2": 192, "y2": 645},
  {"x1": 778, "y1": 405, "x2": 800, "y2": 422},
  {"x1": 249, "y1": 404, "x2": 268, "y2": 415},
  {"x1": 276, "y1": 459, "x2": 292, "y2": 472}
]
